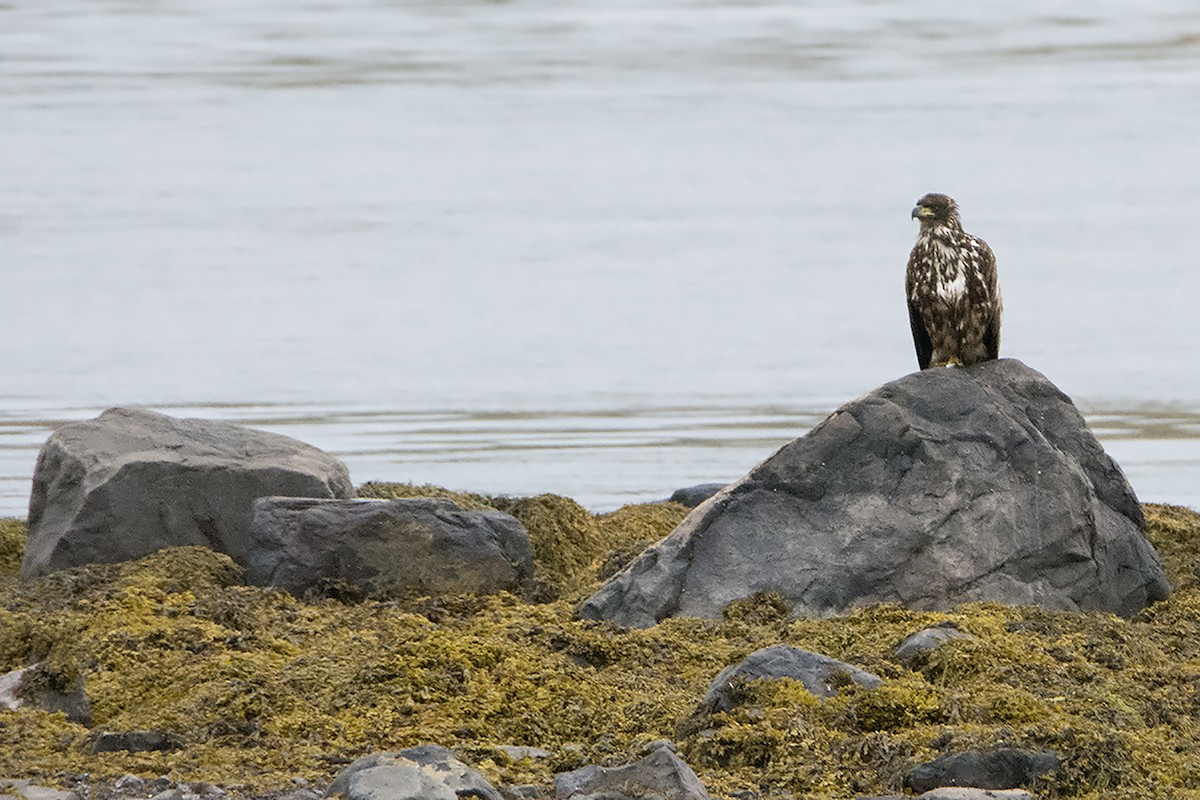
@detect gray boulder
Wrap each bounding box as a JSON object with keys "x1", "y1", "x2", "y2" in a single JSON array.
[
  {"x1": 327, "y1": 745, "x2": 502, "y2": 800},
  {"x1": 247, "y1": 497, "x2": 533, "y2": 599},
  {"x1": 895, "y1": 626, "x2": 976, "y2": 667},
  {"x1": 0, "y1": 662, "x2": 91, "y2": 725},
  {"x1": 580, "y1": 360, "x2": 1169, "y2": 626},
  {"x1": 554, "y1": 747, "x2": 710, "y2": 800},
  {"x1": 907, "y1": 749, "x2": 1059, "y2": 794},
  {"x1": 701, "y1": 644, "x2": 883, "y2": 713},
  {"x1": 23, "y1": 407, "x2": 353, "y2": 578}
]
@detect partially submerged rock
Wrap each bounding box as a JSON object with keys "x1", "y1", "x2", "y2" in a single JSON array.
[
  {"x1": 701, "y1": 644, "x2": 884, "y2": 713},
  {"x1": 554, "y1": 747, "x2": 711, "y2": 800},
  {"x1": 246, "y1": 497, "x2": 533, "y2": 599},
  {"x1": 327, "y1": 745, "x2": 503, "y2": 800},
  {"x1": 23, "y1": 407, "x2": 354, "y2": 578},
  {"x1": 581, "y1": 360, "x2": 1169, "y2": 626}
]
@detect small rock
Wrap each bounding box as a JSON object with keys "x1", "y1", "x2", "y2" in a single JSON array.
[
  {"x1": 895, "y1": 625, "x2": 977, "y2": 666},
  {"x1": 907, "y1": 748, "x2": 1059, "y2": 793},
  {"x1": 918, "y1": 790, "x2": 1033, "y2": 800},
  {"x1": 701, "y1": 644, "x2": 884, "y2": 713},
  {"x1": 503, "y1": 788, "x2": 551, "y2": 800},
  {"x1": 326, "y1": 744, "x2": 503, "y2": 800},
  {"x1": 92, "y1": 730, "x2": 184, "y2": 754},
  {"x1": 667, "y1": 484, "x2": 727, "y2": 508},
  {"x1": 113, "y1": 776, "x2": 145, "y2": 794},
  {"x1": 0, "y1": 781, "x2": 78, "y2": 800},
  {"x1": 494, "y1": 745, "x2": 553, "y2": 763},
  {"x1": 554, "y1": 747, "x2": 710, "y2": 800}
]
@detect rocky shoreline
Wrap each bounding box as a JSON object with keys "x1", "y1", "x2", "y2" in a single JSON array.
[
  {"x1": 5, "y1": 361, "x2": 1200, "y2": 798},
  {"x1": 5, "y1": 502, "x2": 1200, "y2": 799}
]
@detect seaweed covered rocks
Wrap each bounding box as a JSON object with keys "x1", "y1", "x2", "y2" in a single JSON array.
[
  {"x1": 246, "y1": 497, "x2": 533, "y2": 600},
  {"x1": 582, "y1": 360, "x2": 1170, "y2": 626}
]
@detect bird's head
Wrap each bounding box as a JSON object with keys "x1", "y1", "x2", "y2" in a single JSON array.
[{"x1": 911, "y1": 193, "x2": 961, "y2": 229}]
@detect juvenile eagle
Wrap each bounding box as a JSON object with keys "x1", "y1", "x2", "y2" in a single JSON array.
[{"x1": 906, "y1": 192, "x2": 1002, "y2": 369}]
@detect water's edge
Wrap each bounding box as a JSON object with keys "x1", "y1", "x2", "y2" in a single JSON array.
[{"x1": 3, "y1": 402, "x2": 1196, "y2": 519}]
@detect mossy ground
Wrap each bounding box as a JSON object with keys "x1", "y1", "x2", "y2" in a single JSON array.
[{"x1": 2, "y1": 500, "x2": 1200, "y2": 799}]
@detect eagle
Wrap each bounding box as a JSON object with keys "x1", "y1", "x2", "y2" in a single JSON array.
[{"x1": 906, "y1": 192, "x2": 1002, "y2": 369}]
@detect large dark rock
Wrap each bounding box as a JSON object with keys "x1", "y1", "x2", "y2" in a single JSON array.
[
  {"x1": 580, "y1": 360, "x2": 1169, "y2": 626},
  {"x1": 23, "y1": 407, "x2": 354, "y2": 578},
  {"x1": 907, "y1": 748, "x2": 1060, "y2": 793},
  {"x1": 247, "y1": 497, "x2": 533, "y2": 599},
  {"x1": 327, "y1": 745, "x2": 503, "y2": 800},
  {"x1": 701, "y1": 644, "x2": 884, "y2": 713},
  {"x1": 554, "y1": 747, "x2": 710, "y2": 800}
]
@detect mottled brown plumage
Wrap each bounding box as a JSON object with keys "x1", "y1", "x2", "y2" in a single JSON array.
[{"x1": 906, "y1": 193, "x2": 1002, "y2": 369}]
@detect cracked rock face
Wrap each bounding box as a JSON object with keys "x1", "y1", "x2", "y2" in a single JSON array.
[{"x1": 580, "y1": 360, "x2": 1169, "y2": 626}]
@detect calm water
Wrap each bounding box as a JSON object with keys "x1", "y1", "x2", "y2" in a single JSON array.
[{"x1": 2, "y1": 1, "x2": 1199, "y2": 517}]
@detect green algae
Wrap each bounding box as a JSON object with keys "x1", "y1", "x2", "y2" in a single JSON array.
[{"x1": 0, "y1": 502, "x2": 1198, "y2": 798}]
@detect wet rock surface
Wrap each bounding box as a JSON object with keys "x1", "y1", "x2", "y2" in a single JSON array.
[
  {"x1": 246, "y1": 497, "x2": 533, "y2": 599},
  {"x1": 23, "y1": 407, "x2": 353, "y2": 579},
  {"x1": 582, "y1": 359, "x2": 1169, "y2": 626}
]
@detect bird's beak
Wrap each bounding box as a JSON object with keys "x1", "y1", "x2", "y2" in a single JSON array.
[{"x1": 912, "y1": 206, "x2": 932, "y2": 220}]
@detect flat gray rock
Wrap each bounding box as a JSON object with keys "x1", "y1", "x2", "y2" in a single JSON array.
[
  {"x1": 327, "y1": 745, "x2": 502, "y2": 800},
  {"x1": 555, "y1": 747, "x2": 710, "y2": 800},
  {"x1": 0, "y1": 781, "x2": 78, "y2": 800},
  {"x1": 895, "y1": 626, "x2": 976, "y2": 667},
  {"x1": 247, "y1": 497, "x2": 532, "y2": 599},
  {"x1": 907, "y1": 749, "x2": 1059, "y2": 793},
  {"x1": 917, "y1": 791, "x2": 1032, "y2": 800},
  {"x1": 701, "y1": 644, "x2": 883, "y2": 713},
  {"x1": 580, "y1": 360, "x2": 1169, "y2": 626},
  {"x1": 23, "y1": 407, "x2": 353, "y2": 578},
  {"x1": 0, "y1": 662, "x2": 91, "y2": 725}
]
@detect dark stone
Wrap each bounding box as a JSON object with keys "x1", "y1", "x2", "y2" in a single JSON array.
[
  {"x1": 701, "y1": 644, "x2": 883, "y2": 713},
  {"x1": 668, "y1": 483, "x2": 727, "y2": 508},
  {"x1": 0, "y1": 663, "x2": 91, "y2": 726},
  {"x1": 917, "y1": 790, "x2": 1032, "y2": 800},
  {"x1": 91, "y1": 730, "x2": 184, "y2": 754},
  {"x1": 326, "y1": 744, "x2": 503, "y2": 800},
  {"x1": 895, "y1": 625, "x2": 976, "y2": 666},
  {"x1": 246, "y1": 497, "x2": 533, "y2": 599},
  {"x1": 907, "y1": 748, "x2": 1060, "y2": 793},
  {"x1": 23, "y1": 407, "x2": 354, "y2": 578},
  {"x1": 580, "y1": 360, "x2": 1169, "y2": 626},
  {"x1": 554, "y1": 747, "x2": 710, "y2": 800}
]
